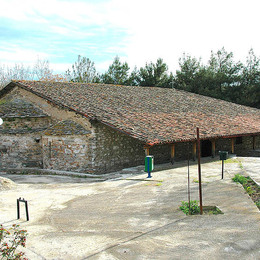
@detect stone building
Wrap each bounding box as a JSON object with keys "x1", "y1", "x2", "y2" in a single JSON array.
[{"x1": 0, "y1": 80, "x2": 259, "y2": 174}]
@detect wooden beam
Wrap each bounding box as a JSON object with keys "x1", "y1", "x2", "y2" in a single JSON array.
[
  {"x1": 231, "y1": 138, "x2": 235, "y2": 154},
  {"x1": 211, "y1": 139, "x2": 216, "y2": 158},
  {"x1": 170, "y1": 144, "x2": 175, "y2": 164},
  {"x1": 192, "y1": 142, "x2": 196, "y2": 161}
]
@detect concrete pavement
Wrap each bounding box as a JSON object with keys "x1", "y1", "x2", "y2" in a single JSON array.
[
  {"x1": 238, "y1": 157, "x2": 260, "y2": 186},
  {"x1": 0, "y1": 157, "x2": 259, "y2": 259}
]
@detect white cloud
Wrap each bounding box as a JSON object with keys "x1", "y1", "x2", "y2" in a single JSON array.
[
  {"x1": 103, "y1": 0, "x2": 260, "y2": 70},
  {"x1": 50, "y1": 62, "x2": 72, "y2": 73},
  {"x1": 0, "y1": 0, "x2": 259, "y2": 73},
  {"x1": 0, "y1": 47, "x2": 49, "y2": 65}
]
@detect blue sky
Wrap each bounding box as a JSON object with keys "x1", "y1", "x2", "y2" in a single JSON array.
[{"x1": 0, "y1": 0, "x2": 259, "y2": 74}]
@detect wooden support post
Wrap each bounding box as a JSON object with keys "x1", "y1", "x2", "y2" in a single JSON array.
[
  {"x1": 144, "y1": 146, "x2": 150, "y2": 156},
  {"x1": 253, "y1": 136, "x2": 256, "y2": 150},
  {"x1": 192, "y1": 142, "x2": 196, "y2": 161},
  {"x1": 231, "y1": 138, "x2": 235, "y2": 154},
  {"x1": 170, "y1": 144, "x2": 175, "y2": 164},
  {"x1": 197, "y1": 127, "x2": 203, "y2": 215},
  {"x1": 211, "y1": 139, "x2": 216, "y2": 158}
]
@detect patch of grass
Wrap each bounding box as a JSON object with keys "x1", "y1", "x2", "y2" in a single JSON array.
[
  {"x1": 180, "y1": 203, "x2": 224, "y2": 216},
  {"x1": 225, "y1": 158, "x2": 239, "y2": 164},
  {"x1": 192, "y1": 178, "x2": 208, "y2": 183},
  {"x1": 223, "y1": 158, "x2": 243, "y2": 169},
  {"x1": 145, "y1": 182, "x2": 163, "y2": 186},
  {"x1": 246, "y1": 186, "x2": 255, "y2": 195},
  {"x1": 180, "y1": 200, "x2": 200, "y2": 215},
  {"x1": 238, "y1": 161, "x2": 244, "y2": 169},
  {"x1": 232, "y1": 174, "x2": 248, "y2": 186},
  {"x1": 232, "y1": 173, "x2": 260, "y2": 210},
  {"x1": 207, "y1": 207, "x2": 223, "y2": 215}
]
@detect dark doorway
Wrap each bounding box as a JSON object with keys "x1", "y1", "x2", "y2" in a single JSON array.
[{"x1": 201, "y1": 140, "x2": 212, "y2": 157}]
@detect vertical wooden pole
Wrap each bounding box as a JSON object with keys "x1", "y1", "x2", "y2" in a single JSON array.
[
  {"x1": 170, "y1": 144, "x2": 175, "y2": 164},
  {"x1": 187, "y1": 142, "x2": 191, "y2": 215},
  {"x1": 144, "y1": 146, "x2": 150, "y2": 156},
  {"x1": 231, "y1": 138, "x2": 235, "y2": 154},
  {"x1": 253, "y1": 136, "x2": 256, "y2": 150},
  {"x1": 192, "y1": 142, "x2": 197, "y2": 161},
  {"x1": 211, "y1": 139, "x2": 216, "y2": 158},
  {"x1": 197, "y1": 128, "x2": 203, "y2": 215}
]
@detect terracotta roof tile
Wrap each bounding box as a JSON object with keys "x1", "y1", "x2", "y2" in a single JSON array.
[{"x1": 3, "y1": 80, "x2": 260, "y2": 145}]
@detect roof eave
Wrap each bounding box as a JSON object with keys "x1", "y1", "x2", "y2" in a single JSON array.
[
  {"x1": 146, "y1": 132, "x2": 260, "y2": 147},
  {"x1": 0, "y1": 80, "x2": 17, "y2": 98}
]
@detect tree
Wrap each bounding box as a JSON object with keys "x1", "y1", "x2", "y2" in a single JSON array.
[
  {"x1": 138, "y1": 58, "x2": 173, "y2": 87},
  {"x1": 128, "y1": 66, "x2": 140, "y2": 86},
  {"x1": 66, "y1": 55, "x2": 97, "y2": 83},
  {"x1": 100, "y1": 56, "x2": 131, "y2": 85},
  {"x1": 0, "y1": 63, "x2": 33, "y2": 87},
  {"x1": 174, "y1": 49, "x2": 245, "y2": 102},
  {"x1": 240, "y1": 49, "x2": 260, "y2": 108},
  {"x1": 0, "y1": 58, "x2": 68, "y2": 88},
  {"x1": 174, "y1": 54, "x2": 203, "y2": 93},
  {"x1": 207, "y1": 47, "x2": 242, "y2": 100},
  {"x1": 33, "y1": 58, "x2": 53, "y2": 80}
]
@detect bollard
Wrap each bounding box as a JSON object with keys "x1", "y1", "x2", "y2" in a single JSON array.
[
  {"x1": 17, "y1": 198, "x2": 29, "y2": 221},
  {"x1": 219, "y1": 151, "x2": 228, "y2": 179}
]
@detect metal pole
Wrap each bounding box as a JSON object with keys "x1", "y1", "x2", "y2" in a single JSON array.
[
  {"x1": 17, "y1": 199, "x2": 20, "y2": 219},
  {"x1": 222, "y1": 160, "x2": 224, "y2": 179},
  {"x1": 147, "y1": 157, "x2": 151, "y2": 178},
  {"x1": 25, "y1": 201, "x2": 29, "y2": 221},
  {"x1": 188, "y1": 142, "x2": 191, "y2": 215},
  {"x1": 197, "y1": 127, "x2": 203, "y2": 215}
]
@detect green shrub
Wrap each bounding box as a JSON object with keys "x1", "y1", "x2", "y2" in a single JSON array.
[
  {"x1": 246, "y1": 186, "x2": 255, "y2": 195},
  {"x1": 232, "y1": 174, "x2": 248, "y2": 186},
  {"x1": 180, "y1": 200, "x2": 200, "y2": 215}
]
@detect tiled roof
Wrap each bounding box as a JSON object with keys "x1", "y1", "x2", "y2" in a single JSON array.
[
  {"x1": 44, "y1": 120, "x2": 91, "y2": 136},
  {"x1": 0, "y1": 127, "x2": 48, "y2": 134},
  {"x1": 2, "y1": 80, "x2": 260, "y2": 145},
  {"x1": 0, "y1": 98, "x2": 49, "y2": 118}
]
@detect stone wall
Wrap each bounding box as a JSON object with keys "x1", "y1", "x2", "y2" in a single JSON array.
[
  {"x1": 0, "y1": 134, "x2": 42, "y2": 168},
  {"x1": 42, "y1": 135, "x2": 92, "y2": 172},
  {"x1": 150, "y1": 145, "x2": 170, "y2": 164},
  {"x1": 0, "y1": 88, "x2": 94, "y2": 173},
  {"x1": 2, "y1": 117, "x2": 51, "y2": 133},
  {"x1": 0, "y1": 114, "x2": 50, "y2": 169},
  {"x1": 91, "y1": 121, "x2": 145, "y2": 173},
  {"x1": 216, "y1": 136, "x2": 260, "y2": 156}
]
